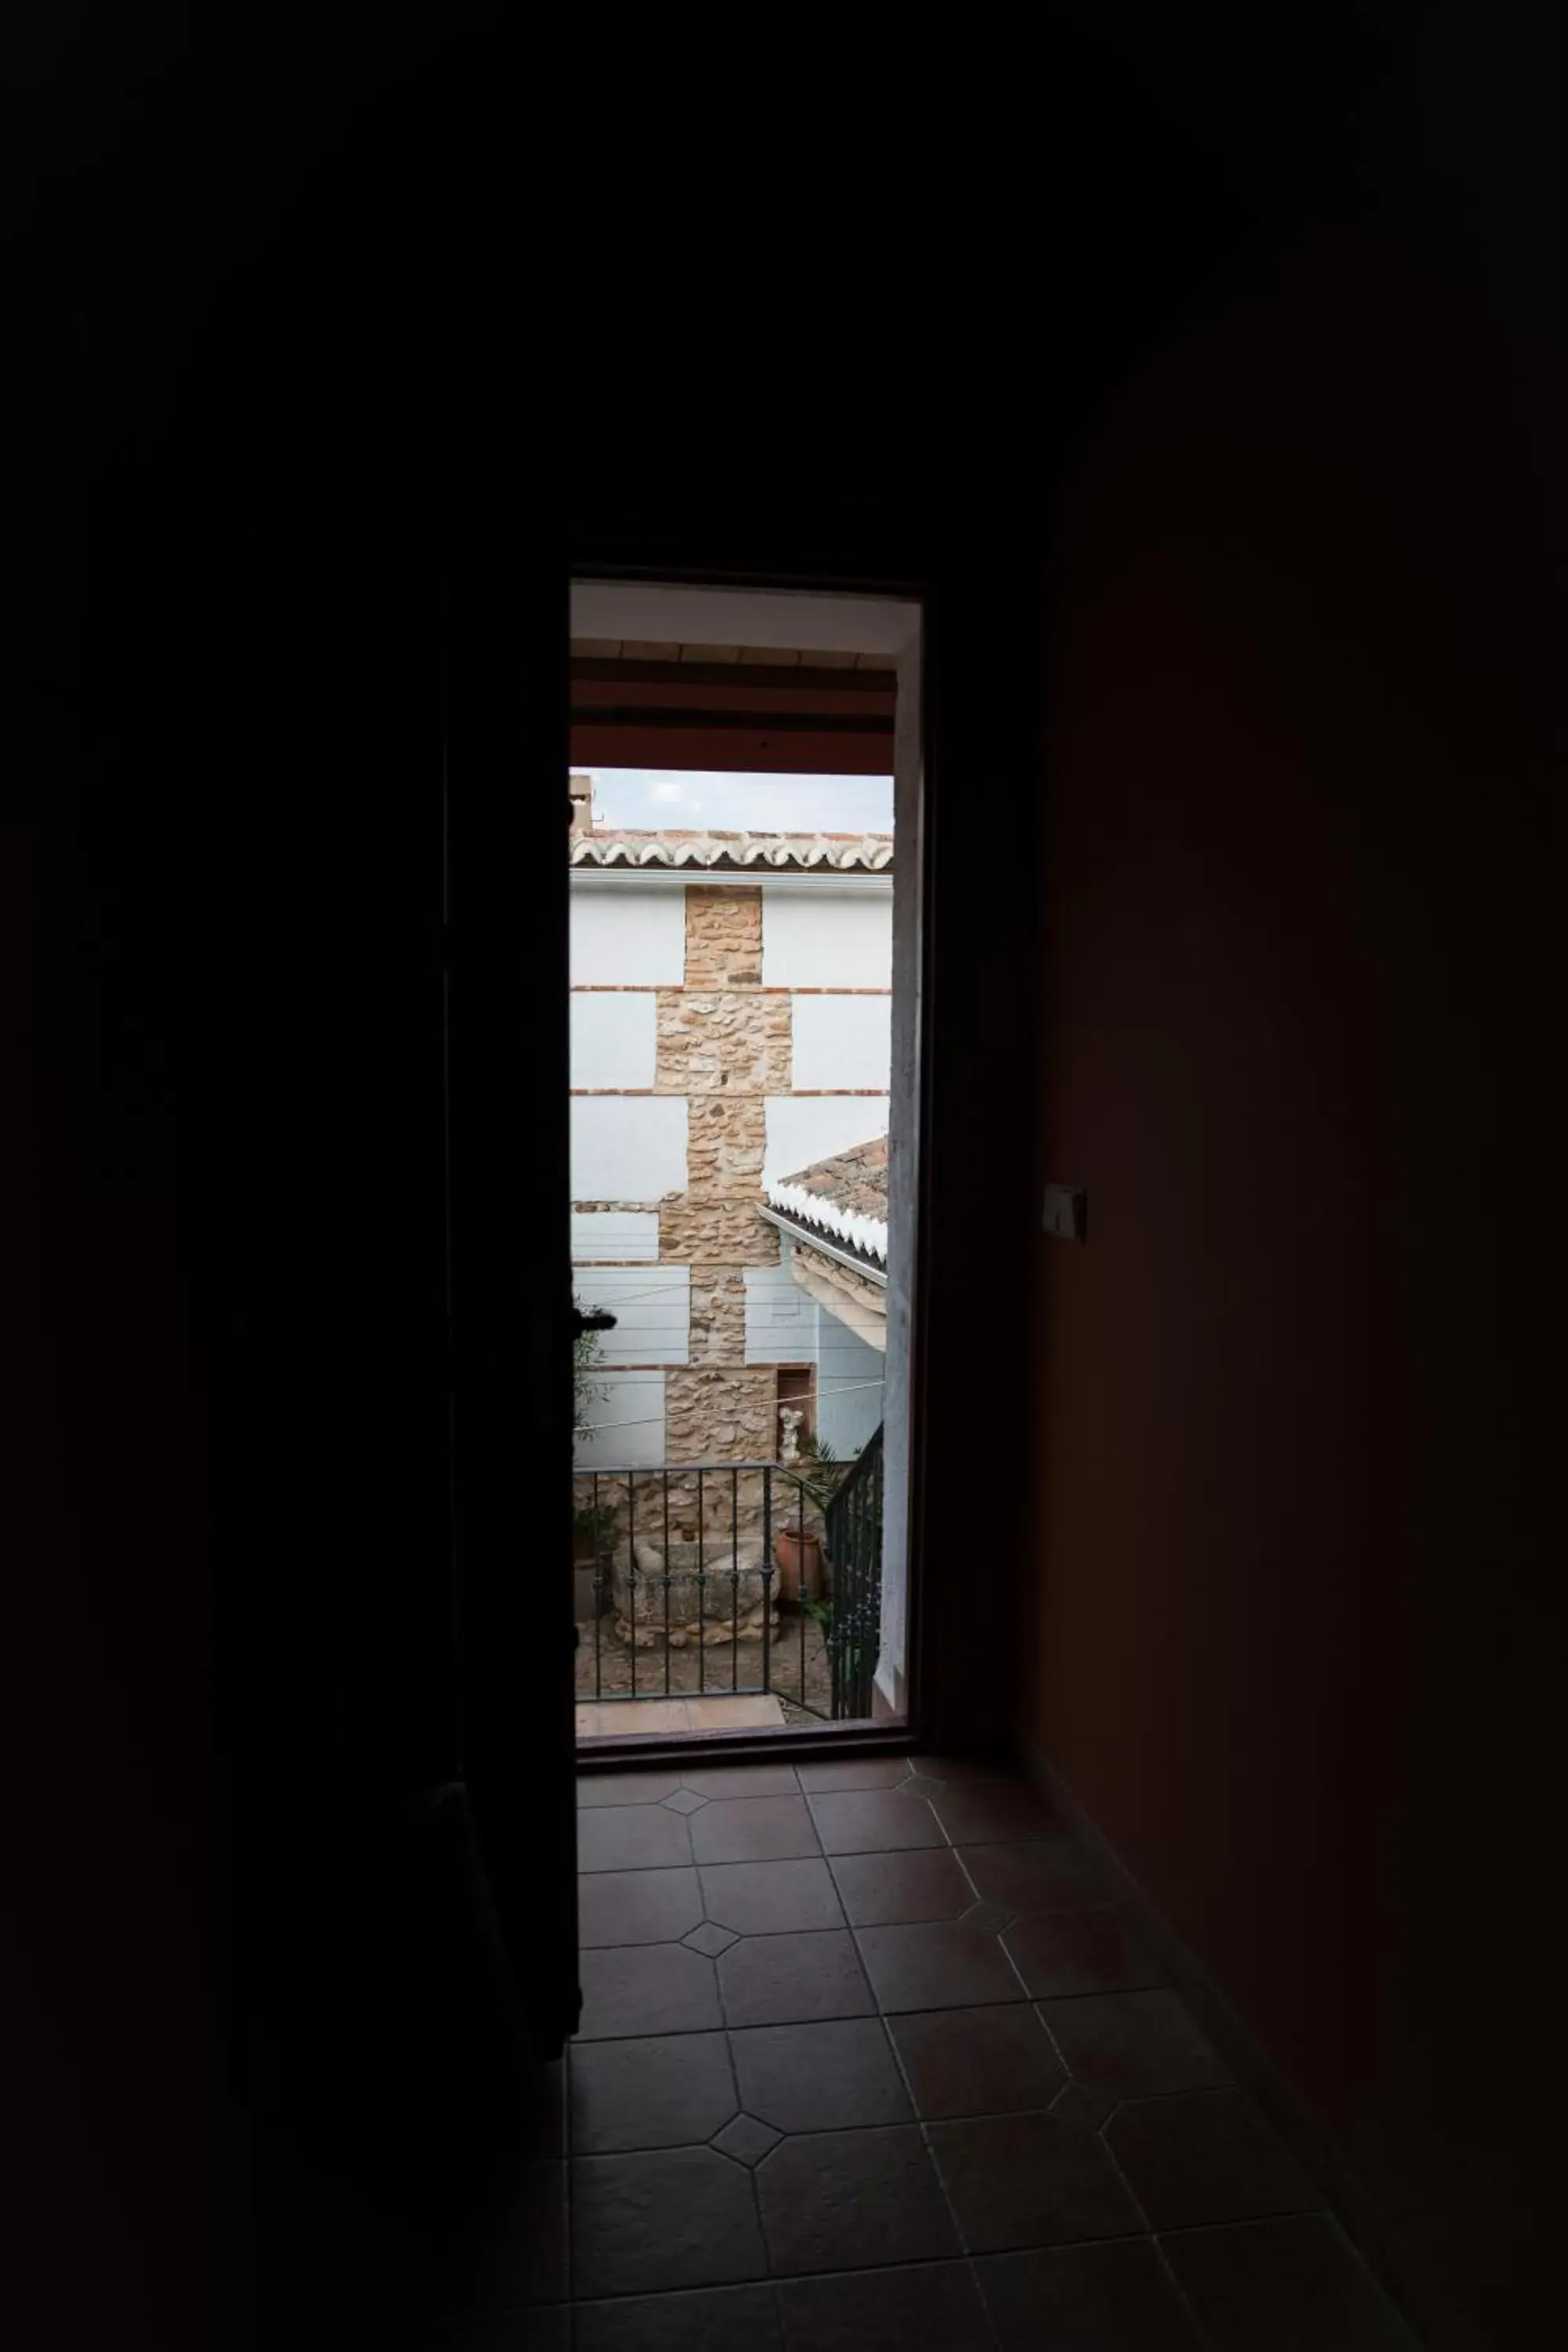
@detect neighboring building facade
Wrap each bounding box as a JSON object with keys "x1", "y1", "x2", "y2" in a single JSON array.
[{"x1": 569, "y1": 800, "x2": 891, "y2": 1474}]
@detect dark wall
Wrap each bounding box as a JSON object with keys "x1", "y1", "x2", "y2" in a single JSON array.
[{"x1": 1024, "y1": 100, "x2": 1563, "y2": 2350}]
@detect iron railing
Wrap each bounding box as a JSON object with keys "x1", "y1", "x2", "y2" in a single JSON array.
[
  {"x1": 823, "y1": 1422, "x2": 884, "y2": 1720},
  {"x1": 573, "y1": 1436, "x2": 884, "y2": 1724}
]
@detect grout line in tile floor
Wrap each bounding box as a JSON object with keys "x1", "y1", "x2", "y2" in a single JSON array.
[
  {"x1": 871, "y1": 1971, "x2": 1006, "y2": 2348},
  {"x1": 1087, "y1": 2070, "x2": 1218, "y2": 2352}
]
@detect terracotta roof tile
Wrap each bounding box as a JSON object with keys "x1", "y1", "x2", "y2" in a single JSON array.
[
  {"x1": 764, "y1": 1136, "x2": 889, "y2": 1264},
  {"x1": 572, "y1": 829, "x2": 894, "y2": 874}
]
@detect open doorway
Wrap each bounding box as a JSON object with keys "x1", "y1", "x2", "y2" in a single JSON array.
[{"x1": 566, "y1": 583, "x2": 923, "y2": 1749}]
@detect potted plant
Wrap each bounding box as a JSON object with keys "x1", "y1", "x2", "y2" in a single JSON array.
[{"x1": 774, "y1": 1432, "x2": 846, "y2": 1605}]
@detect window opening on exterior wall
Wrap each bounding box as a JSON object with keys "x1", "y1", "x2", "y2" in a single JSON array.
[{"x1": 568, "y1": 583, "x2": 920, "y2": 1747}]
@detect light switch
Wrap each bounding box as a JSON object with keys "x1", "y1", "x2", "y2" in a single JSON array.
[{"x1": 1043, "y1": 1181, "x2": 1087, "y2": 1242}]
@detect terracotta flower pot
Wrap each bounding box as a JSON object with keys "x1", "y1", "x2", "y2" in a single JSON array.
[{"x1": 774, "y1": 1527, "x2": 823, "y2": 1606}]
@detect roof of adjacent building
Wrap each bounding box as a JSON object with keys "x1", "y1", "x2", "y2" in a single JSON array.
[
  {"x1": 571, "y1": 828, "x2": 894, "y2": 874},
  {"x1": 764, "y1": 1135, "x2": 889, "y2": 1266}
]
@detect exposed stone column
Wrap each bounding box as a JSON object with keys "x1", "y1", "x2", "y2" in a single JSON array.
[
  {"x1": 688, "y1": 1268, "x2": 747, "y2": 1365},
  {"x1": 683, "y1": 885, "x2": 763, "y2": 988},
  {"x1": 654, "y1": 886, "x2": 782, "y2": 1494},
  {"x1": 655, "y1": 990, "x2": 790, "y2": 1094}
]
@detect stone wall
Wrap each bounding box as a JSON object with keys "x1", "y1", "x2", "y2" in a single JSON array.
[
  {"x1": 682, "y1": 886, "x2": 764, "y2": 988},
  {"x1": 663, "y1": 1365, "x2": 777, "y2": 1466},
  {"x1": 683, "y1": 1094, "x2": 765, "y2": 1205},
  {"x1": 657, "y1": 1200, "x2": 779, "y2": 1267},
  {"x1": 687, "y1": 1268, "x2": 747, "y2": 1365},
  {"x1": 655, "y1": 989, "x2": 790, "y2": 1094}
]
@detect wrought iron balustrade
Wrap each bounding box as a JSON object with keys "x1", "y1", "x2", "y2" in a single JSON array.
[{"x1": 572, "y1": 1434, "x2": 884, "y2": 1724}]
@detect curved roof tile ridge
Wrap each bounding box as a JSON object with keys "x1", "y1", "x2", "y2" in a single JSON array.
[
  {"x1": 764, "y1": 1176, "x2": 889, "y2": 1265},
  {"x1": 572, "y1": 830, "x2": 895, "y2": 873}
]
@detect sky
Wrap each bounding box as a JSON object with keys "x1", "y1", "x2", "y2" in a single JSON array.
[{"x1": 585, "y1": 769, "x2": 894, "y2": 835}]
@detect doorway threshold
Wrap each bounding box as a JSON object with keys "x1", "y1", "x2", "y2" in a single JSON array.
[
  {"x1": 575, "y1": 1694, "x2": 786, "y2": 1740},
  {"x1": 575, "y1": 1717, "x2": 916, "y2": 1773}
]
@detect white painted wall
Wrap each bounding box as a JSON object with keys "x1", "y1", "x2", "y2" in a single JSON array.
[
  {"x1": 764, "y1": 1095, "x2": 889, "y2": 1181},
  {"x1": 571, "y1": 1210, "x2": 660, "y2": 1262},
  {"x1": 815, "y1": 1298, "x2": 886, "y2": 1461},
  {"x1": 571, "y1": 1097, "x2": 688, "y2": 1202},
  {"x1": 570, "y1": 882, "x2": 686, "y2": 985},
  {"x1": 571, "y1": 991, "x2": 657, "y2": 1088},
  {"x1": 572, "y1": 1264, "x2": 690, "y2": 1367},
  {"x1": 574, "y1": 1370, "x2": 666, "y2": 1468},
  {"x1": 742, "y1": 1257, "x2": 884, "y2": 1457},
  {"x1": 789, "y1": 993, "x2": 892, "y2": 1091},
  {"x1": 743, "y1": 1262, "x2": 814, "y2": 1363},
  {"x1": 760, "y1": 884, "x2": 892, "y2": 988}
]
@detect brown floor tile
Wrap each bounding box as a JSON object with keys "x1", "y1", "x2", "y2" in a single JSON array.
[
  {"x1": 575, "y1": 2282, "x2": 783, "y2": 2351},
  {"x1": 928, "y1": 1781, "x2": 1062, "y2": 1844},
  {"x1": 731, "y1": 2017, "x2": 912, "y2": 2132},
  {"x1": 1160, "y1": 2214, "x2": 1419, "y2": 2350},
  {"x1": 699, "y1": 1857, "x2": 845, "y2": 1935},
  {"x1": 578, "y1": 1804, "x2": 695, "y2": 1874},
  {"x1": 927, "y1": 2109, "x2": 1143, "y2": 2252},
  {"x1": 756, "y1": 2125, "x2": 959, "y2": 2275},
  {"x1": 958, "y1": 1837, "x2": 1114, "y2": 1916},
  {"x1": 579, "y1": 1866, "x2": 706, "y2": 1947},
  {"x1": 796, "y1": 1756, "x2": 913, "y2": 1792},
  {"x1": 888, "y1": 2003, "x2": 1066, "y2": 2118},
  {"x1": 808, "y1": 1788, "x2": 945, "y2": 1854},
  {"x1": 575, "y1": 1943, "x2": 723, "y2": 2040},
  {"x1": 777, "y1": 2259, "x2": 993, "y2": 2350},
  {"x1": 681, "y1": 1764, "x2": 801, "y2": 1798},
  {"x1": 717, "y1": 1927, "x2": 875, "y2": 2027},
  {"x1": 830, "y1": 1846, "x2": 975, "y2": 1926},
  {"x1": 689, "y1": 1795, "x2": 822, "y2": 1865},
  {"x1": 1040, "y1": 1989, "x2": 1231, "y2": 2096},
  {"x1": 579, "y1": 1772, "x2": 682, "y2": 1808},
  {"x1": 978, "y1": 2240, "x2": 1205, "y2": 2350},
  {"x1": 1107, "y1": 2089, "x2": 1319, "y2": 2229},
  {"x1": 569, "y1": 2031, "x2": 737, "y2": 2153},
  {"x1": 1002, "y1": 1906, "x2": 1163, "y2": 1998},
  {"x1": 856, "y1": 1920, "x2": 1025, "y2": 2012},
  {"x1": 572, "y1": 2146, "x2": 768, "y2": 2299}
]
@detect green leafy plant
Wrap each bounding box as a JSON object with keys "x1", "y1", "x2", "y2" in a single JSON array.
[
  {"x1": 782, "y1": 1431, "x2": 851, "y2": 1533},
  {"x1": 572, "y1": 1497, "x2": 620, "y2": 1559}
]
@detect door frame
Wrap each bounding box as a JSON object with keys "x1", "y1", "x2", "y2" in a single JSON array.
[{"x1": 453, "y1": 468, "x2": 1044, "y2": 1819}]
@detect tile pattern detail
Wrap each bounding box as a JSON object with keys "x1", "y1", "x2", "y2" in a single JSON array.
[{"x1": 441, "y1": 1756, "x2": 1429, "y2": 2348}]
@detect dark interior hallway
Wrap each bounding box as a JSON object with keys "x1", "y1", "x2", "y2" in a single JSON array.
[{"x1": 5, "y1": 10, "x2": 1562, "y2": 2351}]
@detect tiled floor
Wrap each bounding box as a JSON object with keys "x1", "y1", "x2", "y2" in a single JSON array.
[{"x1": 421, "y1": 1754, "x2": 1422, "y2": 2350}]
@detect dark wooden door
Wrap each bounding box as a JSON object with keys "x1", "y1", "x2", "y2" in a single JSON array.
[{"x1": 445, "y1": 480, "x2": 582, "y2": 2057}]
